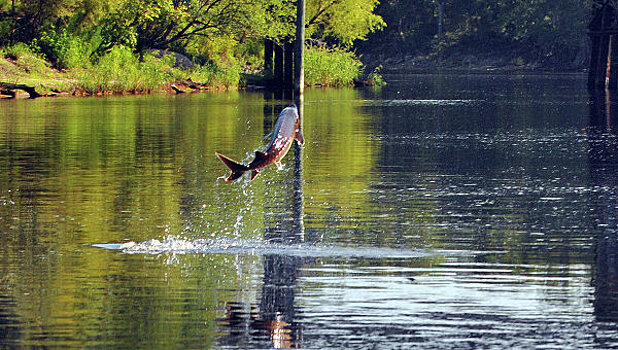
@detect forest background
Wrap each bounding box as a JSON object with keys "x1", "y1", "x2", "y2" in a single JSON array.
[{"x1": 0, "y1": 0, "x2": 594, "y2": 94}]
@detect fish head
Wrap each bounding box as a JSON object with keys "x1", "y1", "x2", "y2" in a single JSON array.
[{"x1": 281, "y1": 105, "x2": 299, "y2": 121}]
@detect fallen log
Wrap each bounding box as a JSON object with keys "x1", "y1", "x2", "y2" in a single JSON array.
[
  {"x1": 0, "y1": 89, "x2": 16, "y2": 98},
  {"x1": 170, "y1": 84, "x2": 185, "y2": 94},
  {"x1": 0, "y1": 82, "x2": 43, "y2": 99}
]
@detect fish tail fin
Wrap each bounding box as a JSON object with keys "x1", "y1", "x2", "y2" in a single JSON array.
[{"x1": 215, "y1": 152, "x2": 249, "y2": 181}]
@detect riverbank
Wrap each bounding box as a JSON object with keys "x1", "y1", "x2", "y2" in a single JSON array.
[
  {"x1": 0, "y1": 62, "x2": 228, "y2": 99},
  {"x1": 0, "y1": 44, "x2": 381, "y2": 99},
  {"x1": 0, "y1": 45, "x2": 242, "y2": 98},
  {"x1": 359, "y1": 44, "x2": 588, "y2": 74}
]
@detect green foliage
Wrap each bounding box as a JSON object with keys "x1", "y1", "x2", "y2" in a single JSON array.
[
  {"x1": 76, "y1": 46, "x2": 185, "y2": 93},
  {"x1": 139, "y1": 53, "x2": 185, "y2": 90},
  {"x1": 3, "y1": 42, "x2": 35, "y2": 60},
  {"x1": 95, "y1": 0, "x2": 263, "y2": 55},
  {"x1": 233, "y1": 39, "x2": 264, "y2": 68},
  {"x1": 0, "y1": 0, "x2": 387, "y2": 90},
  {"x1": 188, "y1": 62, "x2": 241, "y2": 88},
  {"x1": 367, "y1": 65, "x2": 385, "y2": 87},
  {"x1": 0, "y1": 41, "x2": 241, "y2": 94},
  {"x1": 187, "y1": 34, "x2": 238, "y2": 65},
  {"x1": 0, "y1": 16, "x2": 11, "y2": 45},
  {"x1": 3, "y1": 43, "x2": 50, "y2": 74},
  {"x1": 492, "y1": 0, "x2": 588, "y2": 61},
  {"x1": 74, "y1": 47, "x2": 241, "y2": 93},
  {"x1": 259, "y1": 0, "x2": 386, "y2": 47},
  {"x1": 306, "y1": 0, "x2": 386, "y2": 46},
  {"x1": 31, "y1": 26, "x2": 71, "y2": 66},
  {"x1": 14, "y1": 54, "x2": 50, "y2": 75},
  {"x1": 75, "y1": 46, "x2": 135, "y2": 92},
  {"x1": 365, "y1": 0, "x2": 590, "y2": 65},
  {"x1": 59, "y1": 40, "x2": 89, "y2": 69},
  {"x1": 31, "y1": 26, "x2": 95, "y2": 69},
  {"x1": 304, "y1": 45, "x2": 362, "y2": 86},
  {"x1": 98, "y1": 11, "x2": 138, "y2": 54},
  {"x1": 260, "y1": 0, "x2": 296, "y2": 40}
]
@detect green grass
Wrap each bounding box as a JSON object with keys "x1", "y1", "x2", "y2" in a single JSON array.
[
  {"x1": 188, "y1": 62, "x2": 241, "y2": 88},
  {"x1": 0, "y1": 42, "x2": 373, "y2": 96},
  {"x1": 75, "y1": 46, "x2": 184, "y2": 93},
  {"x1": 3, "y1": 43, "x2": 51, "y2": 75},
  {"x1": 0, "y1": 43, "x2": 242, "y2": 95},
  {"x1": 74, "y1": 47, "x2": 242, "y2": 94},
  {"x1": 0, "y1": 43, "x2": 69, "y2": 93},
  {"x1": 304, "y1": 45, "x2": 362, "y2": 87}
]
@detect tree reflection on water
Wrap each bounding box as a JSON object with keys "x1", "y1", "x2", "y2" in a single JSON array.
[{"x1": 589, "y1": 90, "x2": 618, "y2": 323}]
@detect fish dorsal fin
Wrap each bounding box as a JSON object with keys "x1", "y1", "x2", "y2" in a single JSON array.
[{"x1": 254, "y1": 151, "x2": 268, "y2": 162}]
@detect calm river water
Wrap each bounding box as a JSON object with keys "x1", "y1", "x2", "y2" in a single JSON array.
[{"x1": 1, "y1": 72, "x2": 618, "y2": 348}]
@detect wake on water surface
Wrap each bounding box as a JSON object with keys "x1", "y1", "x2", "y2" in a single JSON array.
[{"x1": 93, "y1": 236, "x2": 496, "y2": 258}]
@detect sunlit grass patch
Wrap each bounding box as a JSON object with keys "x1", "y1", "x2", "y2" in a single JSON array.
[
  {"x1": 304, "y1": 45, "x2": 362, "y2": 87},
  {"x1": 188, "y1": 62, "x2": 241, "y2": 89}
]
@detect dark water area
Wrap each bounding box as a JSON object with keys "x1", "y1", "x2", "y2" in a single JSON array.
[{"x1": 1, "y1": 72, "x2": 618, "y2": 348}]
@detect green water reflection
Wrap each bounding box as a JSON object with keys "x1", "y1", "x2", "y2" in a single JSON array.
[
  {"x1": 0, "y1": 88, "x2": 385, "y2": 347},
  {"x1": 0, "y1": 74, "x2": 615, "y2": 348}
]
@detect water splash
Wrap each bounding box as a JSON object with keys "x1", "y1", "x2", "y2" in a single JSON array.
[
  {"x1": 212, "y1": 151, "x2": 256, "y2": 238},
  {"x1": 93, "y1": 236, "x2": 494, "y2": 258},
  {"x1": 233, "y1": 169, "x2": 254, "y2": 237},
  {"x1": 365, "y1": 99, "x2": 478, "y2": 106}
]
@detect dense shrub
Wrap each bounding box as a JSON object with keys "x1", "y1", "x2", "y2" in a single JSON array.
[
  {"x1": 188, "y1": 62, "x2": 241, "y2": 88},
  {"x1": 75, "y1": 46, "x2": 181, "y2": 93},
  {"x1": 304, "y1": 45, "x2": 362, "y2": 87},
  {"x1": 72, "y1": 46, "x2": 238, "y2": 93}
]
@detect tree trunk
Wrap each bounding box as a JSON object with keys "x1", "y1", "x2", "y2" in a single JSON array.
[
  {"x1": 295, "y1": 0, "x2": 306, "y2": 96},
  {"x1": 597, "y1": 34, "x2": 610, "y2": 89},
  {"x1": 609, "y1": 35, "x2": 618, "y2": 89},
  {"x1": 264, "y1": 39, "x2": 274, "y2": 84},
  {"x1": 274, "y1": 43, "x2": 284, "y2": 88},
  {"x1": 436, "y1": 0, "x2": 444, "y2": 39},
  {"x1": 0, "y1": 82, "x2": 42, "y2": 98},
  {"x1": 284, "y1": 40, "x2": 294, "y2": 89},
  {"x1": 590, "y1": 33, "x2": 602, "y2": 89}
]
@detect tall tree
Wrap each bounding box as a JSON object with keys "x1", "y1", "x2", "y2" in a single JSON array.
[
  {"x1": 306, "y1": 0, "x2": 385, "y2": 46},
  {"x1": 97, "y1": 0, "x2": 263, "y2": 53},
  {"x1": 362, "y1": 0, "x2": 591, "y2": 65}
]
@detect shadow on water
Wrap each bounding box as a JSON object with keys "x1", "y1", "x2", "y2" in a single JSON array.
[
  {"x1": 589, "y1": 90, "x2": 618, "y2": 323},
  {"x1": 217, "y1": 95, "x2": 307, "y2": 348}
]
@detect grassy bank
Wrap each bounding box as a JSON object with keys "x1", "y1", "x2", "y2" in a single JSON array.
[
  {"x1": 0, "y1": 43, "x2": 382, "y2": 97},
  {"x1": 0, "y1": 44, "x2": 241, "y2": 96}
]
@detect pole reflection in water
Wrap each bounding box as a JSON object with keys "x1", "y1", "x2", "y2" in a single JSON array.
[
  {"x1": 0, "y1": 295, "x2": 20, "y2": 346},
  {"x1": 260, "y1": 98, "x2": 304, "y2": 348},
  {"x1": 218, "y1": 97, "x2": 306, "y2": 348},
  {"x1": 589, "y1": 90, "x2": 618, "y2": 322}
]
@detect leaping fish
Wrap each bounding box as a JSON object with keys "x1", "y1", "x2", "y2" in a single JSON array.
[{"x1": 215, "y1": 105, "x2": 304, "y2": 181}]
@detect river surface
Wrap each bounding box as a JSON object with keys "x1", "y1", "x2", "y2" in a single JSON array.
[{"x1": 1, "y1": 72, "x2": 618, "y2": 348}]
